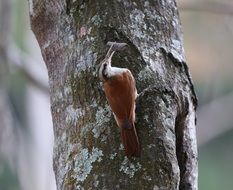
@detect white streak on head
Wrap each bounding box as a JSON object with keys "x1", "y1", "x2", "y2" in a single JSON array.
[{"x1": 109, "y1": 67, "x2": 128, "y2": 76}]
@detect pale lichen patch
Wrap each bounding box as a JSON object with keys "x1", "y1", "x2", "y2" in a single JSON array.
[
  {"x1": 81, "y1": 105, "x2": 111, "y2": 142},
  {"x1": 51, "y1": 84, "x2": 73, "y2": 105},
  {"x1": 65, "y1": 105, "x2": 83, "y2": 125},
  {"x1": 94, "y1": 106, "x2": 112, "y2": 129},
  {"x1": 76, "y1": 185, "x2": 84, "y2": 190},
  {"x1": 109, "y1": 152, "x2": 117, "y2": 160},
  {"x1": 63, "y1": 34, "x2": 74, "y2": 47},
  {"x1": 74, "y1": 50, "x2": 96, "y2": 77},
  {"x1": 73, "y1": 147, "x2": 103, "y2": 182},
  {"x1": 170, "y1": 38, "x2": 185, "y2": 62},
  {"x1": 119, "y1": 143, "x2": 124, "y2": 150},
  {"x1": 119, "y1": 157, "x2": 142, "y2": 178},
  {"x1": 138, "y1": 65, "x2": 153, "y2": 81},
  {"x1": 129, "y1": 9, "x2": 146, "y2": 39},
  {"x1": 64, "y1": 85, "x2": 72, "y2": 98},
  {"x1": 144, "y1": 115, "x2": 149, "y2": 123},
  {"x1": 51, "y1": 90, "x2": 63, "y2": 104},
  {"x1": 149, "y1": 50, "x2": 166, "y2": 77},
  {"x1": 91, "y1": 15, "x2": 102, "y2": 26},
  {"x1": 144, "y1": 1, "x2": 149, "y2": 7}
]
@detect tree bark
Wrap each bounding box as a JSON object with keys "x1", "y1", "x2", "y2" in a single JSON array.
[{"x1": 29, "y1": 0, "x2": 198, "y2": 189}]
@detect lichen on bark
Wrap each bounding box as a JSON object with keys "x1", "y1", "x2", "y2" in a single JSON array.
[{"x1": 30, "y1": 0, "x2": 198, "y2": 189}]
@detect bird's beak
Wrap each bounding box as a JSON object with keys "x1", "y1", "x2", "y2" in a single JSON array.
[
  {"x1": 108, "y1": 51, "x2": 115, "y2": 63},
  {"x1": 95, "y1": 42, "x2": 127, "y2": 70},
  {"x1": 107, "y1": 42, "x2": 128, "y2": 51}
]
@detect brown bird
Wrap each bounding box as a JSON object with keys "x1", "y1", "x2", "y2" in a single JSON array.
[{"x1": 97, "y1": 42, "x2": 140, "y2": 157}]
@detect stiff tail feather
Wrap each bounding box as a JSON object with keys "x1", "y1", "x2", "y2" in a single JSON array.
[{"x1": 121, "y1": 120, "x2": 140, "y2": 157}]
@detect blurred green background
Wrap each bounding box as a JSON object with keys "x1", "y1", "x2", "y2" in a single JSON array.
[{"x1": 0, "y1": 0, "x2": 233, "y2": 189}]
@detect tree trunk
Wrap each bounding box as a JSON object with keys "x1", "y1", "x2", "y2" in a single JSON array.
[{"x1": 29, "y1": 0, "x2": 198, "y2": 189}]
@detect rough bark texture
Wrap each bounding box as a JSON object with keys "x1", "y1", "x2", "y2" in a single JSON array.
[{"x1": 29, "y1": 0, "x2": 198, "y2": 189}]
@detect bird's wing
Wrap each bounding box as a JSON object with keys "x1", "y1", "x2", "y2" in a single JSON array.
[{"x1": 104, "y1": 69, "x2": 136, "y2": 126}]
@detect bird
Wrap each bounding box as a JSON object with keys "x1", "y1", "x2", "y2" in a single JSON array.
[{"x1": 97, "y1": 42, "x2": 140, "y2": 157}]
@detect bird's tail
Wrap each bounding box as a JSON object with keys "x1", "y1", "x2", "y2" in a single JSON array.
[{"x1": 121, "y1": 120, "x2": 140, "y2": 157}]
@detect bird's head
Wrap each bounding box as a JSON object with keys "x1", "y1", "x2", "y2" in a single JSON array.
[{"x1": 96, "y1": 42, "x2": 127, "y2": 79}]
